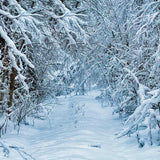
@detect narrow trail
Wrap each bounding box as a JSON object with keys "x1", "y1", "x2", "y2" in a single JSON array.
[
  {"x1": 30, "y1": 92, "x2": 123, "y2": 160},
  {"x1": 1, "y1": 91, "x2": 160, "y2": 160},
  {"x1": 27, "y1": 91, "x2": 160, "y2": 160}
]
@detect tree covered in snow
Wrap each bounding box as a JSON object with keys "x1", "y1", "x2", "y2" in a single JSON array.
[
  {"x1": 85, "y1": 0, "x2": 160, "y2": 146},
  {"x1": 117, "y1": 0, "x2": 160, "y2": 146},
  {"x1": 0, "y1": 0, "x2": 88, "y2": 135}
]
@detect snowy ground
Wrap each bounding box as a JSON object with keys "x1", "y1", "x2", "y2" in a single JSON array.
[{"x1": 1, "y1": 90, "x2": 160, "y2": 160}]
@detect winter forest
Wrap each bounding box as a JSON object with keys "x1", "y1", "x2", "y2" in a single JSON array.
[{"x1": 1, "y1": 0, "x2": 160, "y2": 159}]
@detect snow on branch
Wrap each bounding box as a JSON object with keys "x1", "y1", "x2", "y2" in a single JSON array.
[
  {"x1": 0, "y1": 9, "x2": 42, "y2": 19},
  {"x1": 118, "y1": 88, "x2": 160, "y2": 138},
  {"x1": 0, "y1": 26, "x2": 34, "y2": 91},
  {"x1": 1, "y1": 0, "x2": 43, "y2": 43},
  {"x1": 45, "y1": 0, "x2": 88, "y2": 44},
  {"x1": 124, "y1": 68, "x2": 149, "y2": 101},
  {"x1": 118, "y1": 67, "x2": 160, "y2": 138},
  {"x1": 0, "y1": 26, "x2": 34, "y2": 69}
]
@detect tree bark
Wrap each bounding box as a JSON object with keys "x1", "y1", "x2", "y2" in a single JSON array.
[
  {"x1": 7, "y1": 67, "x2": 17, "y2": 113},
  {"x1": 0, "y1": 46, "x2": 9, "y2": 106}
]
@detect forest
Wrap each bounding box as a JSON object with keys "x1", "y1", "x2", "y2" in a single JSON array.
[{"x1": 1, "y1": 0, "x2": 160, "y2": 159}]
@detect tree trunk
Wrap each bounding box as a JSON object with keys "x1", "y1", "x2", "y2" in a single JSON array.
[
  {"x1": 7, "y1": 67, "x2": 17, "y2": 113},
  {"x1": 0, "y1": 46, "x2": 9, "y2": 106}
]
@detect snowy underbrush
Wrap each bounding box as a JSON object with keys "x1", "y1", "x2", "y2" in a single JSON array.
[
  {"x1": 0, "y1": 97, "x2": 56, "y2": 159},
  {"x1": 99, "y1": 84, "x2": 160, "y2": 147},
  {"x1": 118, "y1": 88, "x2": 160, "y2": 147},
  {"x1": 117, "y1": 69, "x2": 160, "y2": 147}
]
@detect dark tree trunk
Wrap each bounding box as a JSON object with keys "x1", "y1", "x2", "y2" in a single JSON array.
[{"x1": 7, "y1": 67, "x2": 17, "y2": 110}]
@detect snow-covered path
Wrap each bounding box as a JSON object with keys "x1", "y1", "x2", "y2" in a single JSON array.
[
  {"x1": 29, "y1": 91, "x2": 122, "y2": 160},
  {"x1": 1, "y1": 91, "x2": 160, "y2": 160}
]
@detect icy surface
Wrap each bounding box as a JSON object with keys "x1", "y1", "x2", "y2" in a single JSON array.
[{"x1": 1, "y1": 91, "x2": 160, "y2": 160}]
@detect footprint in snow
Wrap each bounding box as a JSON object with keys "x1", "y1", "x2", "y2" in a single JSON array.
[{"x1": 90, "y1": 144, "x2": 101, "y2": 149}]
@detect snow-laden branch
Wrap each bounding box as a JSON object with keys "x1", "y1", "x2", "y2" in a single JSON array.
[
  {"x1": 0, "y1": 26, "x2": 34, "y2": 69},
  {"x1": 118, "y1": 88, "x2": 160, "y2": 138},
  {"x1": 0, "y1": 9, "x2": 42, "y2": 19},
  {"x1": 0, "y1": 9, "x2": 20, "y2": 19},
  {"x1": 124, "y1": 68, "x2": 149, "y2": 102},
  {"x1": 44, "y1": 0, "x2": 88, "y2": 44},
  {"x1": 117, "y1": 68, "x2": 160, "y2": 138},
  {"x1": 0, "y1": 26, "x2": 34, "y2": 91}
]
